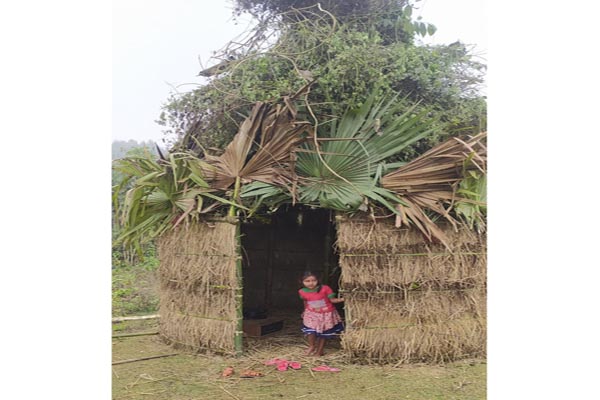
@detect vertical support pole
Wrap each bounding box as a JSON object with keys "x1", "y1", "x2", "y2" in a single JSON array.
[
  {"x1": 229, "y1": 176, "x2": 243, "y2": 357},
  {"x1": 234, "y1": 220, "x2": 243, "y2": 356},
  {"x1": 334, "y1": 213, "x2": 350, "y2": 327},
  {"x1": 322, "y1": 218, "x2": 331, "y2": 286}
]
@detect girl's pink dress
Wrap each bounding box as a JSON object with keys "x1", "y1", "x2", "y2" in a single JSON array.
[{"x1": 298, "y1": 284, "x2": 344, "y2": 337}]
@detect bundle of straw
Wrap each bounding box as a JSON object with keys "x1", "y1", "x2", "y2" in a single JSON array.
[
  {"x1": 336, "y1": 213, "x2": 486, "y2": 364},
  {"x1": 157, "y1": 220, "x2": 238, "y2": 353}
]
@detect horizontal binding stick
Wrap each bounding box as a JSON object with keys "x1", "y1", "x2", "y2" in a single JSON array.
[
  {"x1": 340, "y1": 252, "x2": 486, "y2": 257},
  {"x1": 175, "y1": 310, "x2": 236, "y2": 322}
]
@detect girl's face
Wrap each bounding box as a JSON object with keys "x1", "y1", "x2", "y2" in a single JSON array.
[{"x1": 302, "y1": 275, "x2": 318, "y2": 289}]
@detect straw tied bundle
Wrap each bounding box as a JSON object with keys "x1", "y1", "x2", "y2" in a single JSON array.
[
  {"x1": 157, "y1": 219, "x2": 238, "y2": 354},
  {"x1": 336, "y1": 215, "x2": 486, "y2": 364}
]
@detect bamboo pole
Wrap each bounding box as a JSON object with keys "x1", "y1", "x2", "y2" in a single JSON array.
[
  {"x1": 234, "y1": 221, "x2": 244, "y2": 357},
  {"x1": 229, "y1": 176, "x2": 244, "y2": 357},
  {"x1": 334, "y1": 213, "x2": 351, "y2": 331},
  {"x1": 112, "y1": 314, "x2": 159, "y2": 323},
  {"x1": 322, "y1": 221, "x2": 331, "y2": 286},
  {"x1": 112, "y1": 331, "x2": 159, "y2": 338},
  {"x1": 112, "y1": 353, "x2": 179, "y2": 365}
]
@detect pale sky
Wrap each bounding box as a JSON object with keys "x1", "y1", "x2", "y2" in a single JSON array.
[{"x1": 112, "y1": 0, "x2": 487, "y2": 144}]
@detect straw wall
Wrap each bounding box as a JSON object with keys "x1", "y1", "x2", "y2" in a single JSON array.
[
  {"x1": 336, "y1": 214, "x2": 486, "y2": 364},
  {"x1": 157, "y1": 219, "x2": 238, "y2": 354}
]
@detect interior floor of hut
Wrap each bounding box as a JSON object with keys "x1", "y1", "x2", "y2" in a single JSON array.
[{"x1": 241, "y1": 206, "x2": 344, "y2": 351}]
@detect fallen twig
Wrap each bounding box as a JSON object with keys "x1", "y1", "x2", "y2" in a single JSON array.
[
  {"x1": 138, "y1": 389, "x2": 167, "y2": 396},
  {"x1": 112, "y1": 331, "x2": 159, "y2": 338},
  {"x1": 215, "y1": 384, "x2": 241, "y2": 400},
  {"x1": 112, "y1": 353, "x2": 179, "y2": 365},
  {"x1": 365, "y1": 383, "x2": 385, "y2": 390},
  {"x1": 112, "y1": 314, "x2": 159, "y2": 323}
]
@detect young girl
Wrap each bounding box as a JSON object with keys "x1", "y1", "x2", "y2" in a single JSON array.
[{"x1": 298, "y1": 271, "x2": 344, "y2": 356}]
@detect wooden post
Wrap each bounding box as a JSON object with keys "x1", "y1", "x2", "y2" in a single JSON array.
[
  {"x1": 229, "y1": 176, "x2": 244, "y2": 356},
  {"x1": 334, "y1": 213, "x2": 350, "y2": 328},
  {"x1": 322, "y1": 215, "x2": 332, "y2": 285},
  {"x1": 234, "y1": 220, "x2": 243, "y2": 356}
]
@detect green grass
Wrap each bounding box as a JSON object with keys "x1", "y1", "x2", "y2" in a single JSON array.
[
  {"x1": 112, "y1": 252, "x2": 486, "y2": 399},
  {"x1": 112, "y1": 262, "x2": 159, "y2": 317},
  {"x1": 112, "y1": 330, "x2": 486, "y2": 400}
]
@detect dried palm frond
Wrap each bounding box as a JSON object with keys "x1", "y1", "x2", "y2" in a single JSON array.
[
  {"x1": 202, "y1": 91, "x2": 312, "y2": 196},
  {"x1": 381, "y1": 132, "x2": 487, "y2": 246}
]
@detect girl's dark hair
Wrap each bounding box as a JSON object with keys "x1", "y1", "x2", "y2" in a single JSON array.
[{"x1": 301, "y1": 270, "x2": 321, "y2": 292}]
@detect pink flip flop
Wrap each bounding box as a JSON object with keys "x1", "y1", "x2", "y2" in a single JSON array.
[
  {"x1": 289, "y1": 361, "x2": 301, "y2": 370},
  {"x1": 276, "y1": 361, "x2": 289, "y2": 371},
  {"x1": 311, "y1": 365, "x2": 340, "y2": 372}
]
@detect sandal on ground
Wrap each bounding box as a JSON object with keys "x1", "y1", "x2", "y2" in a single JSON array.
[
  {"x1": 276, "y1": 361, "x2": 289, "y2": 371},
  {"x1": 240, "y1": 370, "x2": 264, "y2": 378},
  {"x1": 289, "y1": 361, "x2": 301, "y2": 370}
]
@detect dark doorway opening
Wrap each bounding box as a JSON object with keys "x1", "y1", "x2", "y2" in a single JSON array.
[{"x1": 241, "y1": 206, "x2": 342, "y2": 340}]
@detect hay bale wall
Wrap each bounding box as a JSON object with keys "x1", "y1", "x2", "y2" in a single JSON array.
[
  {"x1": 157, "y1": 220, "x2": 238, "y2": 354},
  {"x1": 336, "y1": 214, "x2": 486, "y2": 364}
]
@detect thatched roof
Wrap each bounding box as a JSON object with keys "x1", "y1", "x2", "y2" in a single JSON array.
[{"x1": 113, "y1": 89, "x2": 486, "y2": 251}]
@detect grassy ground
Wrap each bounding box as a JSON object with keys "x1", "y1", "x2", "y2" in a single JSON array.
[
  {"x1": 112, "y1": 320, "x2": 486, "y2": 400},
  {"x1": 112, "y1": 262, "x2": 486, "y2": 399},
  {"x1": 112, "y1": 257, "x2": 159, "y2": 317}
]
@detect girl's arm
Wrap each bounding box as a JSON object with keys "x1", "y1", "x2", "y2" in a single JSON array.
[{"x1": 325, "y1": 287, "x2": 344, "y2": 303}]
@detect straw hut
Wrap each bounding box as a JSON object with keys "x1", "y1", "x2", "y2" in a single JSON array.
[
  {"x1": 114, "y1": 90, "x2": 487, "y2": 364},
  {"x1": 154, "y1": 209, "x2": 485, "y2": 363}
]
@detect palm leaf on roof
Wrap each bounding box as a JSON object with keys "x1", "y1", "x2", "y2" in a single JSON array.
[
  {"x1": 112, "y1": 151, "x2": 244, "y2": 251},
  {"x1": 201, "y1": 87, "x2": 313, "y2": 200},
  {"x1": 113, "y1": 90, "x2": 487, "y2": 251},
  {"x1": 294, "y1": 93, "x2": 435, "y2": 213},
  {"x1": 381, "y1": 132, "x2": 487, "y2": 246}
]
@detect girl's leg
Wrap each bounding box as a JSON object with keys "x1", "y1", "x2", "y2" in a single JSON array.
[
  {"x1": 306, "y1": 334, "x2": 316, "y2": 355},
  {"x1": 315, "y1": 337, "x2": 326, "y2": 356}
]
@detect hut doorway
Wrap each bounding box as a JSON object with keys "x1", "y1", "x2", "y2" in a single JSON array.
[{"x1": 241, "y1": 206, "x2": 341, "y2": 342}]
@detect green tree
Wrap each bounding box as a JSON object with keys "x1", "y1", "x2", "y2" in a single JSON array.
[
  {"x1": 112, "y1": 140, "x2": 161, "y2": 266},
  {"x1": 158, "y1": 0, "x2": 485, "y2": 159}
]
